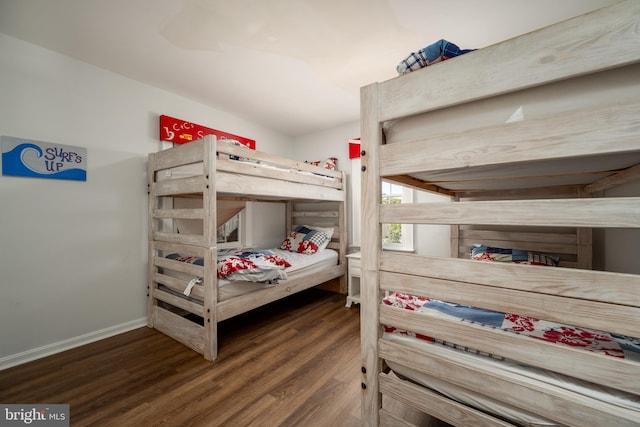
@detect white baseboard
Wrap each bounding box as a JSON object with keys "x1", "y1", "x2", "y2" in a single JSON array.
[{"x1": 0, "y1": 318, "x2": 148, "y2": 371}]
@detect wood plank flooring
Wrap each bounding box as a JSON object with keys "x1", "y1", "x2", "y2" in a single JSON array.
[{"x1": 0, "y1": 289, "x2": 361, "y2": 426}]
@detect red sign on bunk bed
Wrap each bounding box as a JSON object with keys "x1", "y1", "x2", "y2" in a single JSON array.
[
  {"x1": 159, "y1": 115, "x2": 256, "y2": 149},
  {"x1": 348, "y1": 137, "x2": 361, "y2": 159}
]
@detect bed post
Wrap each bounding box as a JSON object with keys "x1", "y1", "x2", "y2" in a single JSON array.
[
  {"x1": 203, "y1": 135, "x2": 218, "y2": 361},
  {"x1": 147, "y1": 157, "x2": 156, "y2": 328},
  {"x1": 360, "y1": 82, "x2": 383, "y2": 426},
  {"x1": 338, "y1": 194, "x2": 347, "y2": 293},
  {"x1": 285, "y1": 201, "x2": 293, "y2": 234}
]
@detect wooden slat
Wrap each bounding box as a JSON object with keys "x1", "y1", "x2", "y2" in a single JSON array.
[
  {"x1": 151, "y1": 175, "x2": 204, "y2": 197},
  {"x1": 152, "y1": 240, "x2": 208, "y2": 257},
  {"x1": 459, "y1": 229, "x2": 576, "y2": 245},
  {"x1": 380, "y1": 197, "x2": 640, "y2": 228},
  {"x1": 379, "y1": 374, "x2": 516, "y2": 427},
  {"x1": 152, "y1": 208, "x2": 204, "y2": 219},
  {"x1": 152, "y1": 231, "x2": 206, "y2": 247},
  {"x1": 216, "y1": 264, "x2": 345, "y2": 321},
  {"x1": 381, "y1": 269, "x2": 640, "y2": 339},
  {"x1": 380, "y1": 339, "x2": 640, "y2": 427},
  {"x1": 379, "y1": 410, "x2": 417, "y2": 427},
  {"x1": 153, "y1": 256, "x2": 203, "y2": 278},
  {"x1": 586, "y1": 162, "x2": 640, "y2": 193},
  {"x1": 217, "y1": 157, "x2": 343, "y2": 190},
  {"x1": 292, "y1": 210, "x2": 339, "y2": 218},
  {"x1": 215, "y1": 171, "x2": 345, "y2": 201},
  {"x1": 375, "y1": 0, "x2": 640, "y2": 122},
  {"x1": 153, "y1": 272, "x2": 204, "y2": 300},
  {"x1": 153, "y1": 288, "x2": 204, "y2": 317},
  {"x1": 380, "y1": 305, "x2": 640, "y2": 394},
  {"x1": 456, "y1": 185, "x2": 580, "y2": 200},
  {"x1": 216, "y1": 140, "x2": 343, "y2": 180},
  {"x1": 380, "y1": 99, "x2": 640, "y2": 177},
  {"x1": 150, "y1": 138, "x2": 205, "y2": 172},
  {"x1": 458, "y1": 237, "x2": 576, "y2": 255},
  {"x1": 380, "y1": 252, "x2": 640, "y2": 307},
  {"x1": 153, "y1": 306, "x2": 205, "y2": 354}
]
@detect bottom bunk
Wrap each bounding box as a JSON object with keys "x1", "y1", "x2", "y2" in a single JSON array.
[
  {"x1": 365, "y1": 242, "x2": 640, "y2": 427},
  {"x1": 148, "y1": 222, "x2": 346, "y2": 361},
  {"x1": 381, "y1": 292, "x2": 640, "y2": 427}
]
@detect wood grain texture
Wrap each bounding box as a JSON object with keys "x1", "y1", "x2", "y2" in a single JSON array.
[
  {"x1": 147, "y1": 135, "x2": 349, "y2": 362},
  {"x1": 376, "y1": 0, "x2": 640, "y2": 122},
  {"x1": 360, "y1": 1, "x2": 640, "y2": 424},
  {"x1": 0, "y1": 290, "x2": 361, "y2": 427}
]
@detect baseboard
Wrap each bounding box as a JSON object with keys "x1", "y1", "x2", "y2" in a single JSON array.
[{"x1": 0, "y1": 317, "x2": 148, "y2": 371}]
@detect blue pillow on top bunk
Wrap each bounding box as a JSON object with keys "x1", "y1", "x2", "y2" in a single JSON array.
[
  {"x1": 279, "y1": 225, "x2": 331, "y2": 255},
  {"x1": 471, "y1": 245, "x2": 559, "y2": 267}
]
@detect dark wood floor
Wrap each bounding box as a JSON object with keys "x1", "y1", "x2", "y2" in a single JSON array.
[{"x1": 0, "y1": 289, "x2": 362, "y2": 427}]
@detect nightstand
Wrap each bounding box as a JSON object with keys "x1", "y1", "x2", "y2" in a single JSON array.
[{"x1": 345, "y1": 252, "x2": 361, "y2": 307}]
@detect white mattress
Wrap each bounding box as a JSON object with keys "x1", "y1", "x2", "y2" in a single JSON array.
[
  {"x1": 162, "y1": 248, "x2": 339, "y2": 302},
  {"x1": 384, "y1": 332, "x2": 640, "y2": 426},
  {"x1": 218, "y1": 248, "x2": 338, "y2": 301}
]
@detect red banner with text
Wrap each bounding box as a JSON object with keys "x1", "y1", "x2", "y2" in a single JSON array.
[{"x1": 159, "y1": 115, "x2": 256, "y2": 149}]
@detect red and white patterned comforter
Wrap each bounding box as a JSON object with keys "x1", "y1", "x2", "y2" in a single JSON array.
[{"x1": 384, "y1": 292, "x2": 640, "y2": 361}]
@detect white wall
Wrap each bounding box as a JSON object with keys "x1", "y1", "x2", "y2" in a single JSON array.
[
  {"x1": 0, "y1": 33, "x2": 293, "y2": 368},
  {"x1": 293, "y1": 121, "x2": 361, "y2": 249}
]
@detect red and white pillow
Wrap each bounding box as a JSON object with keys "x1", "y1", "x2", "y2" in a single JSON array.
[{"x1": 280, "y1": 225, "x2": 333, "y2": 254}]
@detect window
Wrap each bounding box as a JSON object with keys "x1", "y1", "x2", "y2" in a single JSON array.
[
  {"x1": 350, "y1": 158, "x2": 414, "y2": 251},
  {"x1": 381, "y1": 180, "x2": 414, "y2": 251}
]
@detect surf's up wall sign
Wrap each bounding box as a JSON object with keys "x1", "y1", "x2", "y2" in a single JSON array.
[{"x1": 1, "y1": 136, "x2": 87, "y2": 181}]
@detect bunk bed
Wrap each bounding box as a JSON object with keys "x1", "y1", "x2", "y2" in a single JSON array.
[
  {"x1": 147, "y1": 135, "x2": 347, "y2": 361},
  {"x1": 359, "y1": 1, "x2": 640, "y2": 426}
]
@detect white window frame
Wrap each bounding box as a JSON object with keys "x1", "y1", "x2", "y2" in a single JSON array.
[
  {"x1": 350, "y1": 155, "x2": 414, "y2": 252},
  {"x1": 381, "y1": 180, "x2": 414, "y2": 252}
]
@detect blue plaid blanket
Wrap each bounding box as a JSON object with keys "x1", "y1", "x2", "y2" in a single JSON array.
[{"x1": 397, "y1": 39, "x2": 474, "y2": 75}]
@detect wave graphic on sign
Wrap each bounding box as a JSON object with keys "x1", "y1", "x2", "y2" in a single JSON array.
[{"x1": 2, "y1": 143, "x2": 87, "y2": 181}]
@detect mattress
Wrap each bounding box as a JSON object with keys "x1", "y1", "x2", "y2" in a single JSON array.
[
  {"x1": 383, "y1": 293, "x2": 640, "y2": 426},
  {"x1": 162, "y1": 248, "x2": 338, "y2": 302},
  {"x1": 218, "y1": 248, "x2": 338, "y2": 301}
]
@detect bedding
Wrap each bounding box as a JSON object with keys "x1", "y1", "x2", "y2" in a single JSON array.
[
  {"x1": 166, "y1": 249, "x2": 291, "y2": 283},
  {"x1": 383, "y1": 292, "x2": 640, "y2": 362},
  {"x1": 279, "y1": 225, "x2": 332, "y2": 254},
  {"x1": 396, "y1": 39, "x2": 474, "y2": 75},
  {"x1": 471, "y1": 245, "x2": 560, "y2": 266},
  {"x1": 383, "y1": 292, "x2": 640, "y2": 425},
  {"x1": 217, "y1": 248, "x2": 339, "y2": 301},
  {"x1": 164, "y1": 248, "x2": 339, "y2": 300},
  {"x1": 219, "y1": 138, "x2": 261, "y2": 163}
]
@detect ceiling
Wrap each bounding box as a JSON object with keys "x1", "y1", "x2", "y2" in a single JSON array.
[{"x1": 0, "y1": 0, "x2": 619, "y2": 137}]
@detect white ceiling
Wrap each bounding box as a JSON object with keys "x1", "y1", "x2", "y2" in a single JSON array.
[{"x1": 0, "y1": 0, "x2": 619, "y2": 137}]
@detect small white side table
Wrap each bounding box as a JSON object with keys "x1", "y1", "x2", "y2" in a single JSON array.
[{"x1": 345, "y1": 252, "x2": 361, "y2": 307}]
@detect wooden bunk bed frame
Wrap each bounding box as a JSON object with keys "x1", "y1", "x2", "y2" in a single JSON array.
[
  {"x1": 360, "y1": 1, "x2": 640, "y2": 426},
  {"x1": 147, "y1": 135, "x2": 347, "y2": 361}
]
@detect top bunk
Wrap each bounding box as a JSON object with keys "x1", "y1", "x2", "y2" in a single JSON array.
[
  {"x1": 148, "y1": 135, "x2": 345, "y2": 202},
  {"x1": 362, "y1": 0, "x2": 640, "y2": 199}
]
